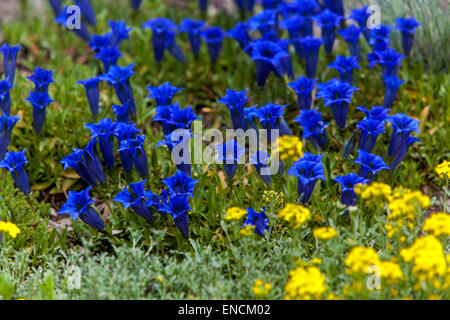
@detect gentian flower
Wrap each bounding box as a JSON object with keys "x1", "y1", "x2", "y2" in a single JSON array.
[
  {"x1": 98, "y1": 63, "x2": 136, "y2": 116},
  {"x1": 253, "y1": 103, "x2": 292, "y2": 140},
  {"x1": 153, "y1": 104, "x2": 176, "y2": 136},
  {"x1": 354, "y1": 149, "x2": 390, "y2": 181},
  {"x1": 61, "y1": 140, "x2": 106, "y2": 186},
  {"x1": 386, "y1": 113, "x2": 420, "y2": 159},
  {"x1": 0, "y1": 150, "x2": 30, "y2": 195},
  {"x1": 383, "y1": 75, "x2": 404, "y2": 109},
  {"x1": 113, "y1": 102, "x2": 132, "y2": 124},
  {"x1": 146, "y1": 82, "x2": 183, "y2": 107},
  {"x1": 89, "y1": 33, "x2": 112, "y2": 52},
  {"x1": 162, "y1": 170, "x2": 198, "y2": 198},
  {"x1": 245, "y1": 40, "x2": 290, "y2": 87},
  {"x1": 389, "y1": 135, "x2": 421, "y2": 169},
  {"x1": 198, "y1": 0, "x2": 208, "y2": 11},
  {"x1": 0, "y1": 113, "x2": 19, "y2": 160},
  {"x1": 202, "y1": 26, "x2": 225, "y2": 64},
  {"x1": 367, "y1": 48, "x2": 406, "y2": 77},
  {"x1": 74, "y1": 0, "x2": 96, "y2": 26},
  {"x1": 58, "y1": 186, "x2": 105, "y2": 231},
  {"x1": 247, "y1": 9, "x2": 278, "y2": 36},
  {"x1": 77, "y1": 77, "x2": 101, "y2": 116},
  {"x1": 259, "y1": 0, "x2": 281, "y2": 9},
  {"x1": 113, "y1": 180, "x2": 155, "y2": 223},
  {"x1": 94, "y1": 46, "x2": 123, "y2": 72},
  {"x1": 349, "y1": 5, "x2": 373, "y2": 42},
  {"x1": 316, "y1": 78, "x2": 359, "y2": 129},
  {"x1": 337, "y1": 25, "x2": 363, "y2": 60},
  {"x1": 328, "y1": 55, "x2": 360, "y2": 85},
  {"x1": 119, "y1": 135, "x2": 148, "y2": 178},
  {"x1": 149, "y1": 189, "x2": 170, "y2": 214},
  {"x1": 334, "y1": 173, "x2": 368, "y2": 206},
  {"x1": 314, "y1": 9, "x2": 343, "y2": 54},
  {"x1": 323, "y1": 0, "x2": 345, "y2": 16},
  {"x1": 218, "y1": 89, "x2": 248, "y2": 131},
  {"x1": 280, "y1": 15, "x2": 307, "y2": 40},
  {"x1": 25, "y1": 91, "x2": 55, "y2": 133},
  {"x1": 395, "y1": 17, "x2": 421, "y2": 56},
  {"x1": 157, "y1": 130, "x2": 193, "y2": 177},
  {"x1": 341, "y1": 130, "x2": 358, "y2": 159},
  {"x1": 131, "y1": 0, "x2": 142, "y2": 10},
  {"x1": 215, "y1": 140, "x2": 246, "y2": 180},
  {"x1": 0, "y1": 44, "x2": 21, "y2": 85},
  {"x1": 292, "y1": 0, "x2": 319, "y2": 36},
  {"x1": 85, "y1": 118, "x2": 118, "y2": 168},
  {"x1": 294, "y1": 37, "x2": 323, "y2": 78},
  {"x1": 0, "y1": 79, "x2": 13, "y2": 114},
  {"x1": 242, "y1": 207, "x2": 269, "y2": 237},
  {"x1": 142, "y1": 18, "x2": 180, "y2": 63},
  {"x1": 27, "y1": 67, "x2": 55, "y2": 92},
  {"x1": 227, "y1": 22, "x2": 252, "y2": 49},
  {"x1": 357, "y1": 105, "x2": 390, "y2": 122},
  {"x1": 294, "y1": 109, "x2": 328, "y2": 151},
  {"x1": 159, "y1": 194, "x2": 191, "y2": 237},
  {"x1": 55, "y1": 7, "x2": 91, "y2": 42},
  {"x1": 356, "y1": 118, "x2": 385, "y2": 153},
  {"x1": 244, "y1": 106, "x2": 259, "y2": 130},
  {"x1": 108, "y1": 20, "x2": 132, "y2": 47},
  {"x1": 167, "y1": 105, "x2": 201, "y2": 131},
  {"x1": 368, "y1": 25, "x2": 392, "y2": 51},
  {"x1": 234, "y1": 0, "x2": 256, "y2": 12},
  {"x1": 180, "y1": 19, "x2": 205, "y2": 57},
  {"x1": 288, "y1": 76, "x2": 316, "y2": 110},
  {"x1": 272, "y1": 39, "x2": 294, "y2": 79},
  {"x1": 48, "y1": 0, "x2": 62, "y2": 16},
  {"x1": 288, "y1": 153, "x2": 325, "y2": 203},
  {"x1": 249, "y1": 151, "x2": 272, "y2": 186},
  {"x1": 115, "y1": 123, "x2": 141, "y2": 173}
]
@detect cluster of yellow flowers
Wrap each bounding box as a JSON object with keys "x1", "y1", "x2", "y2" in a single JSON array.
[
  {"x1": 345, "y1": 246, "x2": 380, "y2": 275},
  {"x1": 355, "y1": 182, "x2": 392, "y2": 206},
  {"x1": 0, "y1": 221, "x2": 21, "y2": 238},
  {"x1": 278, "y1": 203, "x2": 311, "y2": 229},
  {"x1": 252, "y1": 279, "x2": 272, "y2": 297},
  {"x1": 313, "y1": 226, "x2": 338, "y2": 241},
  {"x1": 435, "y1": 160, "x2": 450, "y2": 179},
  {"x1": 272, "y1": 135, "x2": 303, "y2": 161},
  {"x1": 284, "y1": 266, "x2": 326, "y2": 300},
  {"x1": 240, "y1": 224, "x2": 255, "y2": 236},
  {"x1": 423, "y1": 212, "x2": 450, "y2": 237},
  {"x1": 379, "y1": 260, "x2": 404, "y2": 285},
  {"x1": 224, "y1": 207, "x2": 247, "y2": 220}
]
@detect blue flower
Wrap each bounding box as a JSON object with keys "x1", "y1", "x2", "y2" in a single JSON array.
[
  {"x1": 89, "y1": 33, "x2": 112, "y2": 52},
  {"x1": 149, "y1": 189, "x2": 169, "y2": 214},
  {"x1": 294, "y1": 36, "x2": 323, "y2": 78},
  {"x1": 386, "y1": 113, "x2": 420, "y2": 159},
  {"x1": 113, "y1": 102, "x2": 132, "y2": 124},
  {"x1": 0, "y1": 113, "x2": 20, "y2": 160},
  {"x1": 349, "y1": 5, "x2": 372, "y2": 42},
  {"x1": 357, "y1": 105, "x2": 390, "y2": 122},
  {"x1": 85, "y1": 118, "x2": 119, "y2": 168},
  {"x1": 77, "y1": 77, "x2": 101, "y2": 116},
  {"x1": 354, "y1": 149, "x2": 390, "y2": 181},
  {"x1": 153, "y1": 104, "x2": 176, "y2": 136},
  {"x1": 94, "y1": 46, "x2": 123, "y2": 72},
  {"x1": 242, "y1": 207, "x2": 269, "y2": 237},
  {"x1": 389, "y1": 135, "x2": 421, "y2": 169},
  {"x1": 0, "y1": 150, "x2": 30, "y2": 195},
  {"x1": 146, "y1": 82, "x2": 183, "y2": 107},
  {"x1": 59, "y1": 186, "x2": 105, "y2": 231},
  {"x1": 167, "y1": 104, "x2": 201, "y2": 131},
  {"x1": 219, "y1": 89, "x2": 248, "y2": 131},
  {"x1": 290, "y1": 0, "x2": 319, "y2": 36},
  {"x1": 253, "y1": 103, "x2": 292, "y2": 139},
  {"x1": 338, "y1": 25, "x2": 363, "y2": 60},
  {"x1": 48, "y1": 0, "x2": 62, "y2": 16},
  {"x1": 383, "y1": 75, "x2": 405, "y2": 109},
  {"x1": 288, "y1": 76, "x2": 317, "y2": 110},
  {"x1": 215, "y1": 140, "x2": 246, "y2": 180},
  {"x1": 294, "y1": 108, "x2": 328, "y2": 151},
  {"x1": 198, "y1": 0, "x2": 208, "y2": 11},
  {"x1": 1, "y1": 44, "x2": 21, "y2": 85},
  {"x1": 259, "y1": 0, "x2": 281, "y2": 9},
  {"x1": 247, "y1": 9, "x2": 278, "y2": 36},
  {"x1": 396, "y1": 17, "x2": 421, "y2": 56},
  {"x1": 334, "y1": 173, "x2": 368, "y2": 206},
  {"x1": 115, "y1": 123, "x2": 141, "y2": 173},
  {"x1": 368, "y1": 48, "x2": 406, "y2": 78},
  {"x1": 27, "y1": 67, "x2": 55, "y2": 92},
  {"x1": 0, "y1": 79, "x2": 13, "y2": 114},
  {"x1": 249, "y1": 151, "x2": 272, "y2": 186},
  {"x1": 368, "y1": 25, "x2": 392, "y2": 51},
  {"x1": 61, "y1": 140, "x2": 106, "y2": 186},
  {"x1": 113, "y1": 180, "x2": 155, "y2": 223},
  {"x1": 202, "y1": 26, "x2": 225, "y2": 64},
  {"x1": 227, "y1": 22, "x2": 253, "y2": 50},
  {"x1": 314, "y1": 9, "x2": 343, "y2": 54},
  {"x1": 280, "y1": 15, "x2": 307, "y2": 40},
  {"x1": 328, "y1": 55, "x2": 360, "y2": 85},
  {"x1": 25, "y1": 91, "x2": 55, "y2": 134},
  {"x1": 108, "y1": 20, "x2": 132, "y2": 47},
  {"x1": 159, "y1": 194, "x2": 191, "y2": 237},
  {"x1": 288, "y1": 153, "x2": 325, "y2": 203},
  {"x1": 356, "y1": 118, "x2": 385, "y2": 153},
  {"x1": 323, "y1": 0, "x2": 345, "y2": 16},
  {"x1": 98, "y1": 63, "x2": 136, "y2": 116},
  {"x1": 74, "y1": 0, "x2": 96, "y2": 26},
  {"x1": 55, "y1": 7, "x2": 91, "y2": 42},
  {"x1": 180, "y1": 19, "x2": 205, "y2": 57},
  {"x1": 162, "y1": 170, "x2": 198, "y2": 198},
  {"x1": 119, "y1": 135, "x2": 148, "y2": 178},
  {"x1": 234, "y1": 0, "x2": 256, "y2": 12},
  {"x1": 131, "y1": 0, "x2": 142, "y2": 10},
  {"x1": 157, "y1": 130, "x2": 193, "y2": 177},
  {"x1": 316, "y1": 78, "x2": 358, "y2": 129}
]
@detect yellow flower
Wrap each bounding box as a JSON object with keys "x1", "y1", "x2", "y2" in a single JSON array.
[
  {"x1": 224, "y1": 207, "x2": 247, "y2": 220},
  {"x1": 355, "y1": 182, "x2": 392, "y2": 205},
  {"x1": 0, "y1": 221, "x2": 21, "y2": 238},
  {"x1": 423, "y1": 212, "x2": 450, "y2": 237},
  {"x1": 278, "y1": 203, "x2": 311, "y2": 229},
  {"x1": 240, "y1": 224, "x2": 255, "y2": 236},
  {"x1": 379, "y1": 260, "x2": 404, "y2": 285},
  {"x1": 272, "y1": 135, "x2": 303, "y2": 161},
  {"x1": 313, "y1": 226, "x2": 338, "y2": 241},
  {"x1": 435, "y1": 160, "x2": 450, "y2": 179},
  {"x1": 253, "y1": 279, "x2": 272, "y2": 297},
  {"x1": 284, "y1": 266, "x2": 326, "y2": 300},
  {"x1": 345, "y1": 246, "x2": 380, "y2": 275},
  {"x1": 312, "y1": 258, "x2": 322, "y2": 265}
]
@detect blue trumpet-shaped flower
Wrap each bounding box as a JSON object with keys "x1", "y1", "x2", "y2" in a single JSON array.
[
  {"x1": 149, "y1": 189, "x2": 169, "y2": 214},
  {"x1": 288, "y1": 153, "x2": 325, "y2": 203},
  {"x1": 316, "y1": 78, "x2": 359, "y2": 129},
  {"x1": 119, "y1": 135, "x2": 148, "y2": 178},
  {"x1": 202, "y1": 26, "x2": 225, "y2": 64},
  {"x1": 167, "y1": 104, "x2": 201, "y2": 131},
  {"x1": 27, "y1": 67, "x2": 55, "y2": 92},
  {"x1": 227, "y1": 22, "x2": 252, "y2": 50},
  {"x1": 386, "y1": 113, "x2": 420, "y2": 159},
  {"x1": 55, "y1": 7, "x2": 91, "y2": 42},
  {"x1": 0, "y1": 150, "x2": 30, "y2": 195},
  {"x1": 49, "y1": 0, "x2": 62, "y2": 16},
  {"x1": 389, "y1": 135, "x2": 421, "y2": 169},
  {"x1": 357, "y1": 105, "x2": 390, "y2": 122},
  {"x1": 115, "y1": 123, "x2": 141, "y2": 173},
  {"x1": 113, "y1": 102, "x2": 132, "y2": 124},
  {"x1": 157, "y1": 130, "x2": 193, "y2": 177},
  {"x1": 247, "y1": 9, "x2": 278, "y2": 36},
  {"x1": 334, "y1": 173, "x2": 368, "y2": 206},
  {"x1": 249, "y1": 151, "x2": 272, "y2": 186},
  {"x1": 290, "y1": 0, "x2": 319, "y2": 36},
  {"x1": 108, "y1": 20, "x2": 132, "y2": 47},
  {"x1": 215, "y1": 140, "x2": 246, "y2": 180},
  {"x1": 94, "y1": 46, "x2": 123, "y2": 72},
  {"x1": 162, "y1": 170, "x2": 198, "y2": 198},
  {"x1": 0, "y1": 113, "x2": 20, "y2": 160},
  {"x1": 349, "y1": 5, "x2": 372, "y2": 42},
  {"x1": 1, "y1": 44, "x2": 21, "y2": 85},
  {"x1": 74, "y1": 0, "x2": 96, "y2": 26},
  {"x1": 356, "y1": 118, "x2": 385, "y2": 153},
  {"x1": 77, "y1": 77, "x2": 101, "y2": 116},
  {"x1": 328, "y1": 55, "x2": 360, "y2": 85},
  {"x1": 0, "y1": 79, "x2": 13, "y2": 114},
  {"x1": 219, "y1": 89, "x2": 248, "y2": 131},
  {"x1": 180, "y1": 19, "x2": 205, "y2": 57},
  {"x1": 113, "y1": 180, "x2": 155, "y2": 223},
  {"x1": 368, "y1": 48, "x2": 406, "y2": 77},
  {"x1": 368, "y1": 25, "x2": 392, "y2": 51},
  {"x1": 146, "y1": 82, "x2": 183, "y2": 107},
  {"x1": 383, "y1": 75, "x2": 404, "y2": 109},
  {"x1": 396, "y1": 17, "x2": 421, "y2": 56},
  {"x1": 242, "y1": 207, "x2": 269, "y2": 238},
  {"x1": 58, "y1": 186, "x2": 105, "y2": 231},
  {"x1": 85, "y1": 118, "x2": 118, "y2": 168},
  {"x1": 280, "y1": 15, "x2": 307, "y2": 40},
  {"x1": 253, "y1": 103, "x2": 292, "y2": 139},
  {"x1": 294, "y1": 36, "x2": 323, "y2": 78},
  {"x1": 198, "y1": 0, "x2": 208, "y2": 11},
  {"x1": 338, "y1": 25, "x2": 363, "y2": 60},
  {"x1": 354, "y1": 149, "x2": 390, "y2": 181},
  {"x1": 159, "y1": 194, "x2": 191, "y2": 237},
  {"x1": 89, "y1": 33, "x2": 112, "y2": 52},
  {"x1": 294, "y1": 109, "x2": 328, "y2": 151},
  {"x1": 25, "y1": 91, "x2": 55, "y2": 134},
  {"x1": 98, "y1": 63, "x2": 136, "y2": 116},
  {"x1": 259, "y1": 0, "x2": 281, "y2": 9},
  {"x1": 234, "y1": 0, "x2": 256, "y2": 12},
  {"x1": 314, "y1": 9, "x2": 343, "y2": 54},
  {"x1": 288, "y1": 76, "x2": 316, "y2": 110},
  {"x1": 131, "y1": 0, "x2": 142, "y2": 10},
  {"x1": 142, "y1": 18, "x2": 182, "y2": 63},
  {"x1": 323, "y1": 0, "x2": 345, "y2": 16},
  {"x1": 153, "y1": 104, "x2": 176, "y2": 136}
]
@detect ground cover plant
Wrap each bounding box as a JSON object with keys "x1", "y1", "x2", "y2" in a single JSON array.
[{"x1": 0, "y1": 0, "x2": 449, "y2": 300}]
